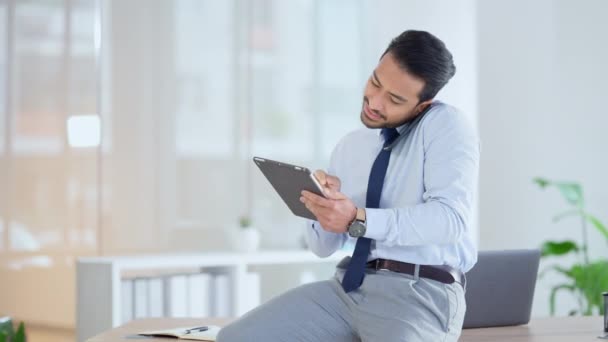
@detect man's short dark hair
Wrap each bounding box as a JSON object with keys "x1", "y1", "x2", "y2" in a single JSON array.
[{"x1": 382, "y1": 30, "x2": 456, "y2": 102}]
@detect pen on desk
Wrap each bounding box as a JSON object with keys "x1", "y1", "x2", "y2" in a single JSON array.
[{"x1": 185, "y1": 326, "x2": 209, "y2": 334}]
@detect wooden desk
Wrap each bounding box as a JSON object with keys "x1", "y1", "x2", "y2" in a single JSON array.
[
  {"x1": 86, "y1": 316, "x2": 605, "y2": 342},
  {"x1": 86, "y1": 318, "x2": 229, "y2": 342},
  {"x1": 461, "y1": 316, "x2": 603, "y2": 341}
]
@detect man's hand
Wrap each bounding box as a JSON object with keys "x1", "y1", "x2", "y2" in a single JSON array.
[
  {"x1": 300, "y1": 177, "x2": 356, "y2": 234},
  {"x1": 313, "y1": 170, "x2": 341, "y2": 195}
]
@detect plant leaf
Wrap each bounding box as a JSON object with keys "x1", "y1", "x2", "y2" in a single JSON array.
[
  {"x1": 538, "y1": 263, "x2": 562, "y2": 279},
  {"x1": 532, "y1": 178, "x2": 583, "y2": 206},
  {"x1": 552, "y1": 209, "x2": 580, "y2": 223},
  {"x1": 552, "y1": 265, "x2": 574, "y2": 278},
  {"x1": 540, "y1": 240, "x2": 579, "y2": 257},
  {"x1": 533, "y1": 177, "x2": 550, "y2": 188},
  {"x1": 14, "y1": 322, "x2": 25, "y2": 342},
  {"x1": 0, "y1": 331, "x2": 7, "y2": 342},
  {"x1": 584, "y1": 213, "x2": 608, "y2": 241},
  {"x1": 554, "y1": 182, "x2": 583, "y2": 207},
  {"x1": 539, "y1": 264, "x2": 575, "y2": 281},
  {"x1": 549, "y1": 284, "x2": 576, "y2": 316},
  {"x1": 0, "y1": 318, "x2": 13, "y2": 337},
  {"x1": 568, "y1": 261, "x2": 608, "y2": 315}
]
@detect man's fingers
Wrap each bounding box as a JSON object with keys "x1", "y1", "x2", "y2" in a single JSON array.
[
  {"x1": 303, "y1": 200, "x2": 319, "y2": 218},
  {"x1": 314, "y1": 170, "x2": 327, "y2": 186},
  {"x1": 326, "y1": 175, "x2": 341, "y2": 188},
  {"x1": 301, "y1": 190, "x2": 333, "y2": 208},
  {"x1": 303, "y1": 198, "x2": 335, "y2": 221},
  {"x1": 324, "y1": 189, "x2": 347, "y2": 200},
  {"x1": 315, "y1": 171, "x2": 340, "y2": 190},
  {"x1": 302, "y1": 189, "x2": 347, "y2": 204},
  {"x1": 303, "y1": 203, "x2": 332, "y2": 224}
]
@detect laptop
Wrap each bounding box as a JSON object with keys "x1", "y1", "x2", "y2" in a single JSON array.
[{"x1": 463, "y1": 249, "x2": 541, "y2": 328}]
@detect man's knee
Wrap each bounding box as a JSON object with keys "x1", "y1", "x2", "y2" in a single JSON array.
[
  {"x1": 215, "y1": 323, "x2": 242, "y2": 342},
  {"x1": 216, "y1": 320, "x2": 266, "y2": 342}
]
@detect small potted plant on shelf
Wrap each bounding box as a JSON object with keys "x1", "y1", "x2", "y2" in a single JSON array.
[
  {"x1": 231, "y1": 215, "x2": 260, "y2": 253},
  {"x1": 0, "y1": 317, "x2": 26, "y2": 342}
]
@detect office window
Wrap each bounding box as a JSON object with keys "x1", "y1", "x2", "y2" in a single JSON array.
[
  {"x1": 9, "y1": 0, "x2": 66, "y2": 252},
  {"x1": 173, "y1": 0, "x2": 241, "y2": 233},
  {"x1": 97, "y1": 0, "x2": 369, "y2": 250},
  {"x1": 247, "y1": 0, "x2": 316, "y2": 246},
  {"x1": 0, "y1": 2, "x2": 5, "y2": 250},
  {"x1": 246, "y1": 0, "x2": 366, "y2": 246},
  {"x1": 69, "y1": 0, "x2": 97, "y2": 119},
  {"x1": 316, "y1": 0, "x2": 365, "y2": 160},
  {"x1": 174, "y1": 0, "x2": 235, "y2": 159},
  {"x1": 65, "y1": 0, "x2": 99, "y2": 248},
  {"x1": 0, "y1": 2, "x2": 6, "y2": 154},
  {"x1": 250, "y1": 0, "x2": 315, "y2": 161},
  {"x1": 11, "y1": 0, "x2": 65, "y2": 156},
  {"x1": 98, "y1": 0, "x2": 243, "y2": 252},
  {"x1": 7, "y1": 0, "x2": 98, "y2": 252}
]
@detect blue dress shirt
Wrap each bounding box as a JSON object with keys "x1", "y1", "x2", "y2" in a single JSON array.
[{"x1": 306, "y1": 101, "x2": 480, "y2": 273}]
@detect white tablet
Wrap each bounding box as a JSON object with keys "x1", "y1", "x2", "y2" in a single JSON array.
[{"x1": 253, "y1": 156, "x2": 327, "y2": 220}]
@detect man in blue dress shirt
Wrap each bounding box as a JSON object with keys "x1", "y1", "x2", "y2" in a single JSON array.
[{"x1": 218, "y1": 30, "x2": 479, "y2": 342}]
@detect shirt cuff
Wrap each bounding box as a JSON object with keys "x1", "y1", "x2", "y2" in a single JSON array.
[
  {"x1": 363, "y1": 208, "x2": 390, "y2": 241},
  {"x1": 311, "y1": 221, "x2": 327, "y2": 234}
]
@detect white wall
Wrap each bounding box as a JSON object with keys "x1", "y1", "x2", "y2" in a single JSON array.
[{"x1": 478, "y1": 0, "x2": 608, "y2": 317}]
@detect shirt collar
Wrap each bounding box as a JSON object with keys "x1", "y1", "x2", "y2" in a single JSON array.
[
  {"x1": 376, "y1": 120, "x2": 411, "y2": 140},
  {"x1": 374, "y1": 101, "x2": 438, "y2": 140}
]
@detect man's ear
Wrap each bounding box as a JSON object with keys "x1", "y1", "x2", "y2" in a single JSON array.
[{"x1": 416, "y1": 100, "x2": 433, "y2": 115}]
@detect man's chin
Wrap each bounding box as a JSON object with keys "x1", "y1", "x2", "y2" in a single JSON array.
[{"x1": 360, "y1": 112, "x2": 384, "y2": 128}]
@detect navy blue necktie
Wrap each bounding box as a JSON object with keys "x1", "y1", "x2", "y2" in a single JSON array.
[{"x1": 342, "y1": 127, "x2": 400, "y2": 293}]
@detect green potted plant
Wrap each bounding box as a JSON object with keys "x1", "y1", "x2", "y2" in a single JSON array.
[
  {"x1": 239, "y1": 216, "x2": 252, "y2": 229},
  {"x1": 0, "y1": 317, "x2": 26, "y2": 342},
  {"x1": 534, "y1": 177, "x2": 608, "y2": 316},
  {"x1": 231, "y1": 215, "x2": 260, "y2": 253}
]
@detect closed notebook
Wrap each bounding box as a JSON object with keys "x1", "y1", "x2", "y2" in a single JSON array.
[{"x1": 139, "y1": 325, "x2": 221, "y2": 341}]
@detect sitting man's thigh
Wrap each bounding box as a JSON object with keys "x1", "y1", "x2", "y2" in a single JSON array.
[
  {"x1": 356, "y1": 272, "x2": 465, "y2": 342},
  {"x1": 217, "y1": 279, "x2": 357, "y2": 342}
]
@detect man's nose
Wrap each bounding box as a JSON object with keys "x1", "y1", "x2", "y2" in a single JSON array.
[{"x1": 368, "y1": 95, "x2": 384, "y2": 113}]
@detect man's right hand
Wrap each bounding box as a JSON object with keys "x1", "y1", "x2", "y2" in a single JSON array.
[{"x1": 313, "y1": 170, "x2": 341, "y2": 196}]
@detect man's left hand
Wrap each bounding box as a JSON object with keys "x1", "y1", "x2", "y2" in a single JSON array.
[{"x1": 300, "y1": 189, "x2": 356, "y2": 234}]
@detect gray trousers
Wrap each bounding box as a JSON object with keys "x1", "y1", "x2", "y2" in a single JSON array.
[{"x1": 217, "y1": 265, "x2": 466, "y2": 342}]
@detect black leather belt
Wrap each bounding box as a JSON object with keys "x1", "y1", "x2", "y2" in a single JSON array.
[{"x1": 366, "y1": 258, "x2": 465, "y2": 286}]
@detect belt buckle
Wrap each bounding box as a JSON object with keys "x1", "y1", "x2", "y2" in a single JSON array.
[{"x1": 373, "y1": 259, "x2": 388, "y2": 272}]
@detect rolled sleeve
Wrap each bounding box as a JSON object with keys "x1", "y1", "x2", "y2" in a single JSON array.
[{"x1": 305, "y1": 220, "x2": 348, "y2": 257}]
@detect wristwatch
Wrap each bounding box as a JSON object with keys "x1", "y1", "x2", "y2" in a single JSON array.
[{"x1": 347, "y1": 208, "x2": 367, "y2": 238}]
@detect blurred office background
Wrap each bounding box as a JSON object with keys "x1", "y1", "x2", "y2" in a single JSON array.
[{"x1": 0, "y1": 0, "x2": 607, "y2": 341}]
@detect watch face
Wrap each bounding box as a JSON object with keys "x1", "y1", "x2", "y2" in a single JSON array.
[{"x1": 349, "y1": 221, "x2": 366, "y2": 238}]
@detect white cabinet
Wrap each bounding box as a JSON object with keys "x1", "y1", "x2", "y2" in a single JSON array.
[{"x1": 76, "y1": 250, "x2": 347, "y2": 342}]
